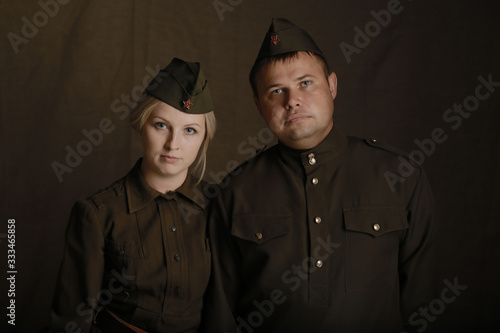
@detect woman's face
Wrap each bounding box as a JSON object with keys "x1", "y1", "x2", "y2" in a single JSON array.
[{"x1": 141, "y1": 101, "x2": 206, "y2": 183}]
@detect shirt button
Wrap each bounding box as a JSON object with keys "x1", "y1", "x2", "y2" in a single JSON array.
[
  {"x1": 312, "y1": 177, "x2": 319, "y2": 185},
  {"x1": 169, "y1": 225, "x2": 177, "y2": 232},
  {"x1": 371, "y1": 138, "x2": 377, "y2": 143},
  {"x1": 117, "y1": 249, "x2": 125, "y2": 256},
  {"x1": 255, "y1": 232, "x2": 263, "y2": 240},
  {"x1": 316, "y1": 260, "x2": 324, "y2": 268},
  {"x1": 174, "y1": 286, "x2": 181, "y2": 295},
  {"x1": 308, "y1": 153, "x2": 316, "y2": 165},
  {"x1": 314, "y1": 217, "x2": 322, "y2": 224},
  {"x1": 174, "y1": 254, "x2": 181, "y2": 261},
  {"x1": 373, "y1": 223, "x2": 381, "y2": 231}
]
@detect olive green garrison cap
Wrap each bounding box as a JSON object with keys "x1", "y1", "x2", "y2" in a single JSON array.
[
  {"x1": 255, "y1": 17, "x2": 324, "y2": 62},
  {"x1": 145, "y1": 58, "x2": 214, "y2": 114}
]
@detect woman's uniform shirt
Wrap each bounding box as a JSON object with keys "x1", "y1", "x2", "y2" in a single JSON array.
[
  {"x1": 203, "y1": 126, "x2": 437, "y2": 333},
  {"x1": 50, "y1": 159, "x2": 210, "y2": 333}
]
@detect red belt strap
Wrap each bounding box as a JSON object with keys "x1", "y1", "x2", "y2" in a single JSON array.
[{"x1": 93, "y1": 306, "x2": 148, "y2": 333}]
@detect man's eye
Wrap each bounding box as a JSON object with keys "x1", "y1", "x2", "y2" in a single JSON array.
[
  {"x1": 155, "y1": 122, "x2": 166, "y2": 129},
  {"x1": 302, "y1": 80, "x2": 311, "y2": 87},
  {"x1": 271, "y1": 88, "x2": 283, "y2": 95}
]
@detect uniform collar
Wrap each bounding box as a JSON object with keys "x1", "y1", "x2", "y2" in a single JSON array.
[
  {"x1": 125, "y1": 159, "x2": 207, "y2": 213},
  {"x1": 277, "y1": 125, "x2": 347, "y2": 174}
]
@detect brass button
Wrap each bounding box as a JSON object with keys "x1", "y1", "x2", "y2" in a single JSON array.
[
  {"x1": 255, "y1": 232, "x2": 263, "y2": 240},
  {"x1": 314, "y1": 217, "x2": 322, "y2": 224},
  {"x1": 312, "y1": 177, "x2": 319, "y2": 185},
  {"x1": 169, "y1": 225, "x2": 177, "y2": 232},
  {"x1": 316, "y1": 260, "x2": 323, "y2": 268},
  {"x1": 373, "y1": 223, "x2": 380, "y2": 231},
  {"x1": 371, "y1": 138, "x2": 377, "y2": 143},
  {"x1": 308, "y1": 153, "x2": 316, "y2": 165}
]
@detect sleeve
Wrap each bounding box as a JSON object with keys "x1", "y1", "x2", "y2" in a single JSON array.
[
  {"x1": 398, "y1": 169, "x2": 439, "y2": 330},
  {"x1": 49, "y1": 200, "x2": 105, "y2": 333},
  {"x1": 201, "y1": 194, "x2": 241, "y2": 333}
]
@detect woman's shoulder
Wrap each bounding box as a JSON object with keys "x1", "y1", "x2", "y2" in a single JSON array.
[{"x1": 83, "y1": 176, "x2": 127, "y2": 211}]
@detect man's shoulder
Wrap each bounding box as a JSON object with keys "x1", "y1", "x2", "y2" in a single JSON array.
[
  {"x1": 235, "y1": 144, "x2": 278, "y2": 170},
  {"x1": 218, "y1": 145, "x2": 279, "y2": 188},
  {"x1": 345, "y1": 135, "x2": 410, "y2": 159}
]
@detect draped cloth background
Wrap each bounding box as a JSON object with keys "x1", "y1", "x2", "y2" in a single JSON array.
[{"x1": 1, "y1": 0, "x2": 499, "y2": 332}]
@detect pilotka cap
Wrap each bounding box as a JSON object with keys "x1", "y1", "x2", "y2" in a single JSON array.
[
  {"x1": 255, "y1": 17, "x2": 324, "y2": 62},
  {"x1": 144, "y1": 58, "x2": 214, "y2": 114}
]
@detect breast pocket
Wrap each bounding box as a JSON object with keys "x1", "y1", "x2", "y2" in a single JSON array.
[
  {"x1": 231, "y1": 212, "x2": 292, "y2": 283},
  {"x1": 105, "y1": 239, "x2": 145, "y2": 271},
  {"x1": 232, "y1": 213, "x2": 291, "y2": 244},
  {"x1": 344, "y1": 207, "x2": 408, "y2": 291}
]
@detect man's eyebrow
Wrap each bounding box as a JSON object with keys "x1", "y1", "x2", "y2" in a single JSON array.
[
  {"x1": 264, "y1": 82, "x2": 283, "y2": 92},
  {"x1": 295, "y1": 74, "x2": 316, "y2": 81},
  {"x1": 263, "y1": 74, "x2": 318, "y2": 92}
]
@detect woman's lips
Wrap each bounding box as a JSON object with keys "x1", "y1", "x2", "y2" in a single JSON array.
[{"x1": 161, "y1": 155, "x2": 180, "y2": 162}]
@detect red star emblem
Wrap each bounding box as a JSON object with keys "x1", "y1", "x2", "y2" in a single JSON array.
[
  {"x1": 183, "y1": 99, "x2": 193, "y2": 109},
  {"x1": 270, "y1": 34, "x2": 280, "y2": 45}
]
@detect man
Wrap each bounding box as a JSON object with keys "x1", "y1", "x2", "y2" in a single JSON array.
[{"x1": 203, "y1": 18, "x2": 437, "y2": 333}]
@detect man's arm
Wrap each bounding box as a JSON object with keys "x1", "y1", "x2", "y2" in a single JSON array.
[
  {"x1": 202, "y1": 193, "x2": 242, "y2": 333},
  {"x1": 399, "y1": 169, "x2": 439, "y2": 328}
]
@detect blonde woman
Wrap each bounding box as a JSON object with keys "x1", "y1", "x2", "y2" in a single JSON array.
[{"x1": 50, "y1": 58, "x2": 216, "y2": 333}]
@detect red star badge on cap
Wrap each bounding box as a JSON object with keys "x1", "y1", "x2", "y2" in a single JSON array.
[
  {"x1": 271, "y1": 34, "x2": 280, "y2": 45},
  {"x1": 183, "y1": 99, "x2": 193, "y2": 109}
]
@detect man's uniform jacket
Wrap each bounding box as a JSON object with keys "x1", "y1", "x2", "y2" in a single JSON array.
[
  {"x1": 50, "y1": 159, "x2": 210, "y2": 333},
  {"x1": 203, "y1": 126, "x2": 437, "y2": 333}
]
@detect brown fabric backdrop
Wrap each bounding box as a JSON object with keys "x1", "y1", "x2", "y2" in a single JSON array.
[{"x1": 1, "y1": 0, "x2": 499, "y2": 332}]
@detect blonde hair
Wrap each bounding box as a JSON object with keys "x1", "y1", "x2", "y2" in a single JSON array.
[{"x1": 130, "y1": 95, "x2": 216, "y2": 182}]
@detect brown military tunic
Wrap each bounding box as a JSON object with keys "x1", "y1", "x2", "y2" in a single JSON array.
[
  {"x1": 50, "y1": 159, "x2": 210, "y2": 333},
  {"x1": 203, "y1": 126, "x2": 437, "y2": 333}
]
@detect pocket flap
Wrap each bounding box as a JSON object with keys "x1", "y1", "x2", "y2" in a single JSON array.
[
  {"x1": 232, "y1": 213, "x2": 291, "y2": 244},
  {"x1": 344, "y1": 207, "x2": 408, "y2": 237},
  {"x1": 105, "y1": 239, "x2": 144, "y2": 258}
]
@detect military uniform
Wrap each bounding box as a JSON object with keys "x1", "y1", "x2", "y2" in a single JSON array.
[
  {"x1": 202, "y1": 17, "x2": 437, "y2": 332},
  {"x1": 203, "y1": 126, "x2": 437, "y2": 332},
  {"x1": 50, "y1": 57, "x2": 215, "y2": 333},
  {"x1": 50, "y1": 159, "x2": 210, "y2": 332}
]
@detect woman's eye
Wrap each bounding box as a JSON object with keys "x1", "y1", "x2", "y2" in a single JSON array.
[
  {"x1": 186, "y1": 127, "x2": 197, "y2": 134},
  {"x1": 155, "y1": 122, "x2": 166, "y2": 129}
]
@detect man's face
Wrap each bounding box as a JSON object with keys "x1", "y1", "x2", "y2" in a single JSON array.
[{"x1": 254, "y1": 52, "x2": 337, "y2": 150}]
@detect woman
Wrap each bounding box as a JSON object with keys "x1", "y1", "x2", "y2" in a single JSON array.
[{"x1": 50, "y1": 58, "x2": 216, "y2": 333}]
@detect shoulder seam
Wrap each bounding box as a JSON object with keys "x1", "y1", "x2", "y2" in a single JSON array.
[{"x1": 88, "y1": 179, "x2": 125, "y2": 209}]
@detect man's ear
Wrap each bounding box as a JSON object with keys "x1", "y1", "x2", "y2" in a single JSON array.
[
  {"x1": 328, "y1": 72, "x2": 337, "y2": 100},
  {"x1": 253, "y1": 95, "x2": 262, "y2": 114}
]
